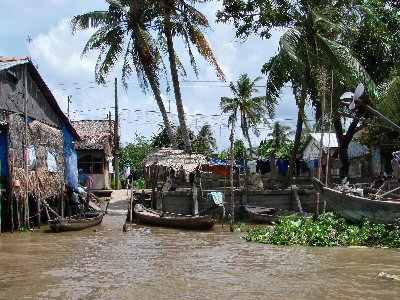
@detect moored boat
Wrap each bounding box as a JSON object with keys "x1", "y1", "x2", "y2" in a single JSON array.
[
  {"x1": 134, "y1": 204, "x2": 216, "y2": 230},
  {"x1": 312, "y1": 178, "x2": 400, "y2": 224},
  {"x1": 49, "y1": 212, "x2": 103, "y2": 232},
  {"x1": 244, "y1": 205, "x2": 312, "y2": 223}
]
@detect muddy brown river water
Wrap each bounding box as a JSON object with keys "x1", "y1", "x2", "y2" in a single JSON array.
[{"x1": 1, "y1": 208, "x2": 400, "y2": 300}]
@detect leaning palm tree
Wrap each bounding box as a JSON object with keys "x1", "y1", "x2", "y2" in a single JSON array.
[
  {"x1": 258, "y1": 3, "x2": 381, "y2": 180},
  {"x1": 156, "y1": 0, "x2": 225, "y2": 150},
  {"x1": 71, "y1": 0, "x2": 176, "y2": 145}
]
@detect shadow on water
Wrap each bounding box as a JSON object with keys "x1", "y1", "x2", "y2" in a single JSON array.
[{"x1": 1, "y1": 213, "x2": 400, "y2": 300}]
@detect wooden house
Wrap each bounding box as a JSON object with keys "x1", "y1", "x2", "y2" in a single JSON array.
[
  {"x1": 0, "y1": 56, "x2": 80, "y2": 230},
  {"x1": 72, "y1": 120, "x2": 114, "y2": 190},
  {"x1": 302, "y1": 133, "x2": 369, "y2": 178}
]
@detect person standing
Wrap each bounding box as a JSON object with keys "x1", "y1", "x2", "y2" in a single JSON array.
[{"x1": 123, "y1": 163, "x2": 131, "y2": 189}]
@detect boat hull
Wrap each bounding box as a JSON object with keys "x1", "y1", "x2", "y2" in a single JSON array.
[
  {"x1": 243, "y1": 205, "x2": 278, "y2": 223},
  {"x1": 312, "y1": 178, "x2": 400, "y2": 224},
  {"x1": 321, "y1": 186, "x2": 400, "y2": 224},
  {"x1": 49, "y1": 212, "x2": 103, "y2": 232},
  {"x1": 134, "y1": 204, "x2": 216, "y2": 230}
]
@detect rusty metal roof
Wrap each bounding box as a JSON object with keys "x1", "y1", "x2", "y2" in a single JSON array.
[
  {"x1": 0, "y1": 56, "x2": 80, "y2": 139},
  {"x1": 0, "y1": 56, "x2": 29, "y2": 71}
]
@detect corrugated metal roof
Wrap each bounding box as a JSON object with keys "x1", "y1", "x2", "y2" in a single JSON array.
[
  {"x1": 310, "y1": 133, "x2": 338, "y2": 148},
  {"x1": 0, "y1": 56, "x2": 29, "y2": 71},
  {"x1": 0, "y1": 56, "x2": 79, "y2": 139}
]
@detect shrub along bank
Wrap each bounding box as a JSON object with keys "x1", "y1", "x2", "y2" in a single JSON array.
[{"x1": 245, "y1": 213, "x2": 400, "y2": 248}]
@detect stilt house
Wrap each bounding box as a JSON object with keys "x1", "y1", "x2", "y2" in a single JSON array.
[{"x1": 0, "y1": 56, "x2": 80, "y2": 230}]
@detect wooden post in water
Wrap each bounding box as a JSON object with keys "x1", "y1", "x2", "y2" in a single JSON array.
[
  {"x1": 114, "y1": 78, "x2": 120, "y2": 190},
  {"x1": 24, "y1": 64, "x2": 29, "y2": 229}
]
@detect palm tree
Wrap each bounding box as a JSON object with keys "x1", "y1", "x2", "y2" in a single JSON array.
[
  {"x1": 254, "y1": 2, "x2": 379, "y2": 180},
  {"x1": 267, "y1": 122, "x2": 292, "y2": 151},
  {"x1": 156, "y1": 0, "x2": 225, "y2": 150},
  {"x1": 71, "y1": 0, "x2": 176, "y2": 145},
  {"x1": 221, "y1": 74, "x2": 268, "y2": 155},
  {"x1": 192, "y1": 125, "x2": 217, "y2": 156},
  {"x1": 220, "y1": 74, "x2": 268, "y2": 230}
]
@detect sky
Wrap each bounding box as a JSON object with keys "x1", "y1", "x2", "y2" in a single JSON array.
[{"x1": 0, "y1": 0, "x2": 305, "y2": 151}]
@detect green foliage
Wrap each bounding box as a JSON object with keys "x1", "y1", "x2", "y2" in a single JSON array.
[
  {"x1": 151, "y1": 124, "x2": 172, "y2": 148},
  {"x1": 120, "y1": 134, "x2": 151, "y2": 171},
  {"x1": 233, "y1": 139, "x2": 246, "y2": 160},
  {"x1": 265, "y1": 179, "x2": 286, "y2": 190},
  {"x1": 192, "y1": 125, "x2": 217, "y2": 156},
  {"x1": 220, "y1": 74, "x2": 268, "y2": 153},
  {"x1": 218, "y1": 150, "x2": 229, "y2": 160},
  {"x1": 133, "y1": 177, "x2": 147, "y2": 189},
  {"x1": 245, "y1": 213, "x2": 400, "y2": 248},
  {"x1": 110, "y1": 178, "x2": 124, "y2": 190},
  {"x1": 235, "y1": 222, "x2": 246, "y2": 232}
]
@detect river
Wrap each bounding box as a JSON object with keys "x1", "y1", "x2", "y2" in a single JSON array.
[{"x1": 1, "y1": 206, "x2": 400, "y2": 299}]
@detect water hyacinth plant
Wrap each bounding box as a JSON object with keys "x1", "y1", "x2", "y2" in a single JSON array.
[{"x1": 245, "y1": 213, "x2": 400, "y2": 248}]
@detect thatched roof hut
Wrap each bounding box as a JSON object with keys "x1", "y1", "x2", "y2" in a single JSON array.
[
  {"x1": 72, "y1": 120, "x2": 114, "y2": 157},
  {"x1": 143, "y1": 148, "x2": 206, "y2": 173}
]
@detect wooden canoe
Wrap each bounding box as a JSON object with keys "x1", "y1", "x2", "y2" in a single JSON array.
[
  {"x1": 243, "y1": 205, "x2": 312, "y2": 223},
  {"x1": 243, "y1": 205, "x2": 279, "y2": 223},
  {"x1": 49, "y1": 212, "x2": 103, "y2": 232},
  {"x1": 312, "y1": 178, "x2": 400, "y2": 224},
  {"x1": 133, "y1": 204, "x2": 216, "y2": 230}
]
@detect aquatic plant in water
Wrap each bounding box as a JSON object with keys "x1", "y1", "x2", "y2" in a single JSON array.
[{"x1": 244, "y1": 213, "x2": 400, "y2": 248}]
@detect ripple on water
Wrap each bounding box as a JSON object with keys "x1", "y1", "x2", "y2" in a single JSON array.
[{"x1": 1, "y1": 217, "x2": 400, "y2": 299}]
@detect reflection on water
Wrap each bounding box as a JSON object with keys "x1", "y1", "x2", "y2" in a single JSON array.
[{"x1": 1, "y1": 213, "x2": 400, "y2": 300}]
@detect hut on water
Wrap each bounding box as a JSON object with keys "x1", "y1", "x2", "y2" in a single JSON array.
[
  {"x1": 0, "y1": 56, "x2": 80, "y2": 231},
  {"x1": 72, "y1": 120, "x2": 114, "y2": 190}
]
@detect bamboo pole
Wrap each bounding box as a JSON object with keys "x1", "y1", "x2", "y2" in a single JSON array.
[
  {"x1": 324, "y1": 71, "x2": 334, "y2": 213},
  {"x1": 0, "y1": 161, "x2": 2, "y2": 235},
  {"x1": 36, "y1": 172, "x2": 41, "y2": 228},
  {"x1": 229, "y1": 122, "x2": 235, "y2": 232},
  {"x1": 114, "y1": 78, "x2": 120, "y2": 190},
  {"x1": 316, "y1": 71, "x2": 327, "y2": 215},
  {"x1": 10, "y1": 151, "x2": 14, "y2": 233},
  {"x1": 24, "y1": 64, "x2": 29, "y2": 229}
]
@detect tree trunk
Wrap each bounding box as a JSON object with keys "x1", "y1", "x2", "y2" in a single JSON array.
[
  {"x1": 143, "y1": 57, "x2": 176, "y2": 147},
  {"x1": 285, "y1": 109, "x2": 303, "y2": 185},
  {"x1": 163, "y1": 6, "x2": 190, "y2": 150},
  {"x1": 334, "y1": 115, "x2": 363, "y2": 179},
  {"x1": 130, "y1": 2, "x2": 176, "y2": 147},
  {"x1": 229, "y1": 123, "x2": 235, "y2": 232}
]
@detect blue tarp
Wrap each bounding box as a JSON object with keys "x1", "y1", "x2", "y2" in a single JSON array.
[
  {"x1": 0, "y1": 130, "x2": 7, "y2": 177},
  {"x1": 206, "y1": 158, "x2": 230, "y2": 166},
  {"x1": 62, "y1": 122, "x2": 79, "y2": 192}
]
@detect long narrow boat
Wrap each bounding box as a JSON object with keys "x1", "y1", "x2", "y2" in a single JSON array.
[
  {"x1": 243, "y1": 205, "x2": 279, "y2": 223},
  {"x1": 312, "y1": 178, "x2": 400, "y2": 224},
  {"x1": 49, "y1": 212, "x2": 103, "y2": 232},
  {"x1": 134, "y1": 204, "x2": 216, "y2": 230},
  {"x1": 243, "y1": 205, "x2": 312, "y2": 223}
]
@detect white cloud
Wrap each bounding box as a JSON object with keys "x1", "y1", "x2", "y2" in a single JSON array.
[{"x1": 1, "y1": 1, "x2": 302, "y2": 151}]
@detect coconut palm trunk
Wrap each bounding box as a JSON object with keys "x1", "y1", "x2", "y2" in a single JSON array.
[
  {"x1": 163, "y1": 4, "x2": 191, "y2": 150},
  {"x1": 142, "y1": 57, "x2": 176, "y2": 146},
  {"x1": 285, "y1": 109, "x2": 303, "y2": 185},
  {"x1": 130, "y1": 2, "x2": 176, "y2": 146}
]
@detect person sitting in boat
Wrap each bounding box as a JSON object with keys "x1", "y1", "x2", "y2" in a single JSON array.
[
  {"x1": 372, "y1": 172, "x2": 387, "y2": 189},
  {"x1": 163, "y1": 169, "x2": 179, "y2": 191}
]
